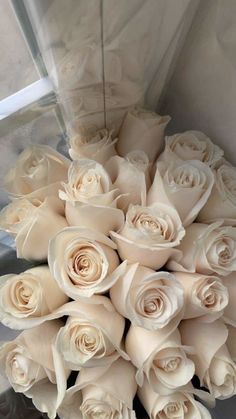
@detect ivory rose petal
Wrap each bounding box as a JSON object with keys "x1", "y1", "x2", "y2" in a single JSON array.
[
  {"x1": 222, "y1": 272, "x2": 236, "y2": 326},
  {"x1": 48, "y1": 226, "x2": 125, "y2": 299},
  {"x1": 110, "y1": 264, "x2": 184, "y2": 331},
  {"x1": 180, "y1": 319, "x2": 236, "y2": 399},
  {"x1": 0, "y1": 321, "x2": 69, "y2": 419},
  {"x1": 159, "y1": 131, "x2": 223, "y2": 167},
  {"x1": 126, "y1": 326, "x2": 194, "y2": 394},
  {"x1": 0, "y1": 266, "x2": 68, "y2": 330},
  {"x1": 198, "y1": 164, "x2": 236, "y2": 225},
  {"x1": 173, "y1": 272, "x2": 228, "y2": 322},
  {"x1": 59, "y1": 159, "x2": 124, "y2": 234},
  {"x1": 4, "y1": 145, "x2": 70, "y2": 195},
  {"x1": 138, "y1": 379, "x2": 212, "y2": 419},
  {"x1": 69, "y1": 128, "x2": 117, "y2": 165},
  {"x1": 167, "y1": 221, "x2": 236, "y2": 276},
  {"x1": 55, "y1": 296, "x2": 128, "y2": 370},
  {"x1": 149, "y1": 160, "x2": 214, "y2": 226},
  {"x1": 111, "y1": 203, "x2": 185, "y2": 270},
  {"x1": 58, "y1": 358, "x2": 137, "y2": 419},
  {"x1": 0, "y1": 184, "x2": 68, "y2": 261},
  {"x1": 117, "y1": 107, "x2": 170, "y2": 161},
  {"x1": 105, "y1": 152, "x2": 150, "y2": 211}
]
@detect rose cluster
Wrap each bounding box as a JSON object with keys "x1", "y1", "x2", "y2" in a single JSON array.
[{"x1": 0, "y1": 107, "x2": 235, "y2": 419}]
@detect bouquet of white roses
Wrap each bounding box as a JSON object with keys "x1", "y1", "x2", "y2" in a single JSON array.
[{"x1": 0, "y1": 106, "x2": 235, "y2": 419}]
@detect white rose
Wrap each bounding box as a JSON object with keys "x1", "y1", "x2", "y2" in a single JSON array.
[
  {"x1": 138, "y1": 380, "x2": 212, "y2": 419},
  {"x1": 148, "y1": 160, "x2": 214, "y2": 226},
  {"x1": 227, "y1": 325, "x2": 236, "y2": 362},
  {"x1": 110, "y1": 264, "x2": 184, "y2": 331},
  {"x1": 173, "y1": 272, "x2": 228, "y2": 322},
  {"x1": 0, "y1": 321, "x2": 69, "y2": 419},
  {"x1": 111, "y1": 203, "x2": 185, "y2": 270},
  {"x1": 117, "y1": 107, "x2": 170, "y2": 161},
  {"x1": 59, "y1": 159, "x2": 124, "y2": 234},
  {"x1": 222, "y1": 272, "x2": 236, "y2": 326},
  {"x1": 126, "y1": 326, "x2": 195, "y2": 394},
  {"x1": 0, "y1": 266, "x2": 68, "y2": 330},
  {"x1": 0, "y1": 184, "x2": 68, "y2": 261},
  {"x1": 4, "y1": 145, "x2": 70, "y2": 195},
  {"x1": 69, "y1": 128, "x2": 117, "y2": 165},
  {"x1": 198, "y1": 164, "x2": 236, "y2": 225},
  {"x1": 180, "y1": 319, "x2": 236, "y2": 399},
  {"x1": 55, "y1": 296, "x2": 128, "y2": 370},
  {"x1": 105, "y1": 151, "x2": 151, "y2": 211},
  {"x1": 159, "y1": 131, "x2": 223, "y2": 167},
  {"x1": 167, "y1": 221, "x2": 236, "y2": 276},
  {"x1": 48, "y1": 226, "x2": 125, "y2": 299},
  {"x1": 58, "y1": 358, "x2": 137, "y2": 419}
]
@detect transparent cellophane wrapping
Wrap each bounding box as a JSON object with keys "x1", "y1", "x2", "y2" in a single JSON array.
[{"x1": 1, "y1": 0, "x2": 236, "y2": 416}]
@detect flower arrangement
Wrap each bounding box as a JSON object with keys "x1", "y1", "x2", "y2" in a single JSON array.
[{"x1": 0, "y1": 106, "x2": 235, "y2": 419}]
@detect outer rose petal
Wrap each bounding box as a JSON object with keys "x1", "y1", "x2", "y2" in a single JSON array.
[
  {"x1": 110, "y1": 230, "x2": 183, "y2": 270},
  {"x1": 117, "y1": 107, "x2": 170, "y2": 161},
  {"x1": 65, "y1": 200, "x2": 124, "y2": 235},
  {"x1": 222, "y1": 272, "x2": 236, "y2": 326}
]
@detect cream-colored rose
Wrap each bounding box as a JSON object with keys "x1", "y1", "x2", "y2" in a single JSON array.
[
  {"x1": 138, "y1": 380, "x2": 212, "y2": 419},
  {"x1": 105, "y1": 151, "x2": 151, "y2": 211},
  {"x1": 149, "y1": 160, "x2": 214, "y2": 226},
  {"x1": 48, "y1": 226, "x2": 125, "y2": 299},
  {"x1": 180, "y1": 319, "x2": 236, "y2": 399},
  {"x1": 4, "y1": 145, "x2": 70, "y2": 195},
  {"x1": 0, "y1": 184, "x2": 68, "y2": 261},
  {"x1": 173, "y1": 272, "x2": 228, "y2": 322},
  {"x1": 222, "y1": 272, "x2": 236, "y2": 326},
  {"x1": 0, "y1": 266, "x2": 68, "y2": 330},
  {"x1": 198, "y1": 164, "x2": 236, "y2": 225},
  {"x1": 110, "y1": 264, "x2": 184, "y2": 331},
  {"x1": 0, "y1": 321, "x2": 68, "y2": 419},
  {"x1": 69, "y1": 128, "x2": 117, "y2": 165},
  {"x1": 58, "y1": 358, "x2": 137, "y2": 419},
  {"x1": 126, "y1": 326, "x2": 194, "y2": 394},
  {"x1": 159, "y1": 131, "x2": 223, "y2": 167},
  {"x1": 117, "y1": 107, "x2": 170, "y2": 161},
  {"x1": 111, "y1": 203, "x2": 185, "y2": 270},
  {"x1": 167, "y1": 221, "x2": 236, "y2": 276},
  {"x1": 227, "y1": 325, "x2": 236, "y2": 362},
  {"x1": 59, "y1": 159, "x2": 124, "y2": 234},
  {"x1": 55, "y1": 296, "x2": 128, "y2": 370}
]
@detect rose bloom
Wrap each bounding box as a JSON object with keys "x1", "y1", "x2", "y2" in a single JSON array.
[
  {"x1": 159, "y1": 130, "x2": 223, "y2": 167},
  {"x1": 0, "y1": 266, "x2": 68, "y2": 329},
  {"x1": 58, "y1": 358, "x2": 137, "y2": 419},
  {"x1": 105, "y1": 150, "x2": 151, "y2": 212},
  {"x1": 126, "y1": 325, "x2": 194, "y2": 395},
  {"x1": 173, "y1": 272, "x2": 228, "y2": 322},
  {"x1": 117, "y1": 107, "x2": 170, "y2": 161},
  {"x1": 222, "y1": 272, "x2": 236, "y2": 326},
  {"x1": 55, "y1": 296, "x2": 128, "y2": 370},
  {"x1": 59, "y1": 158, "x2": 124, "y2": 234},
  {"x1": 180, "y1": 319, "x2": 236, "y2": 399},
  {"x1": 0, "y1": 321, "x2": 68, "y2": 419},
  {"x1": 0, "y1": 184, "x2": 68, "y2": 261},
  {"x1": 138, "y1": 380, "x2": 211, "y2": 419},
  {"x1": 4, "y1": 144, "x2": 69, "y2": 195},
  {"x1": 111, "y1": 203, "x2": 185, "y2": 270},
  {"x1": 167, "y1": 221, "x2": 236, "y2": 276},
  {"x1": 149, "y1": 160, "x2": 214, "y2": 226},
  {"x1": 110, "y1": 263, "x2": 184, "y2": 331},
  {"x1": 69, "y1": 128, "x2": 117, "y2": 165},
  {"x1": 198, "y1": 164, "x2": 236, "y2": 225},
  {"x1": 48, "y1": 226, "x2": 125, "y2": 299}
]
